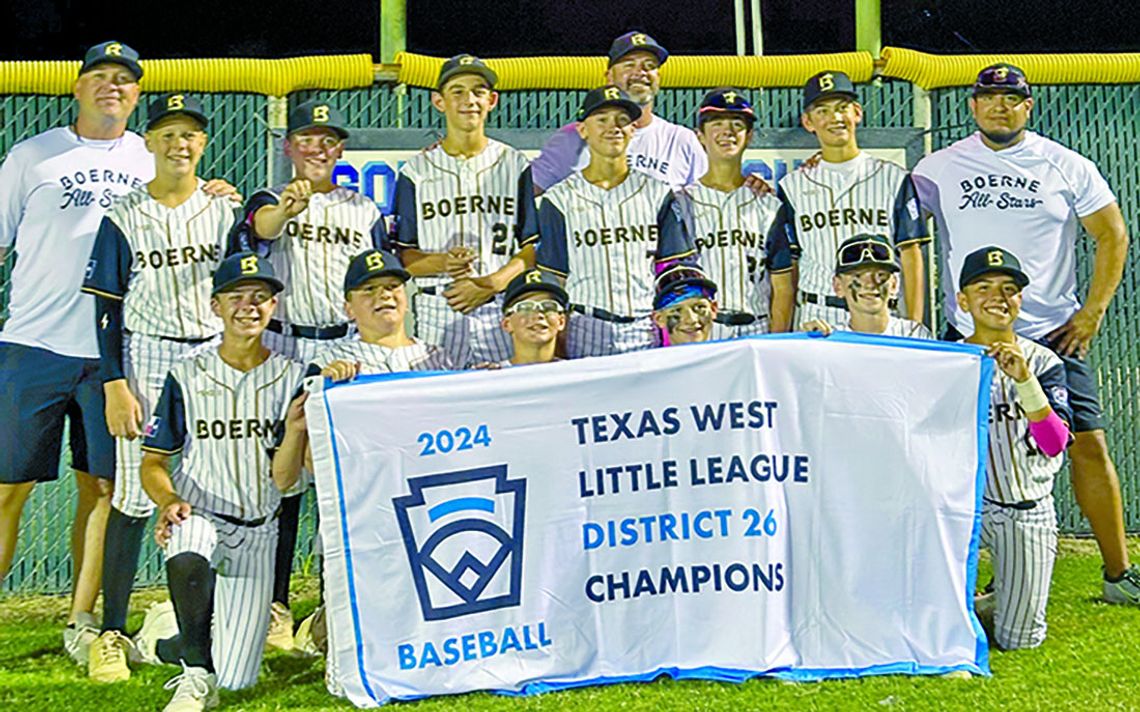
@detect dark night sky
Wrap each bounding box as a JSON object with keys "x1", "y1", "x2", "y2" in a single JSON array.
[{"x1": 0, "y1": 0, "x2": 1138, "y2": 61}]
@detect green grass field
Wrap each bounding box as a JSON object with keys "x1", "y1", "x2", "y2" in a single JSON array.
[{"x1": 1, "y1": 539, "x2": 1137, "y2": 711}]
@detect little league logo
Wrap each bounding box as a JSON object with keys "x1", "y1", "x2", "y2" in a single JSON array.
[{"x1": 393, "y1": 465, "x2": 526, "y2": 621}]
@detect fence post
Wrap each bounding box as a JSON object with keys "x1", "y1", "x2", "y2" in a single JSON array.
[
  {"x1": 266, "y1": 96, "x2": 289, "y2": 186},
  {"x1": 912, "y1": 84, "x2": 937, "y2": 326},
  {"x1": 855, "y1": 0, "x2": 882, "y2": 56},
  {"x1": 381, "y1": 0, "x2": 407, "y2": 64}
]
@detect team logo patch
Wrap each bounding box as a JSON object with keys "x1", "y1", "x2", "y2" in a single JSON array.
[
  {"x1": 1049, "y1": 385, "x2": 1069, "y2": 408},
  {"x1": 906, "y1": 197, "x2": 920, "y2": 221},
  {"x1": 85, "y1": 259, "x2": 97, "y2": 280},
  {"x1": 393, "y1": 464, "x2": 526, "y2": 621},
  {"x1": 143, "y1": 416, "x2": 162, "y2": 438}
]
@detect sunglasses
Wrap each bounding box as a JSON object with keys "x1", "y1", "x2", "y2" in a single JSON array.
[
  {"x1": 505, "y1": 299, "x2": 565, "y2": 316},
  {"x1": 838, "y1": 240, "x2": 894, "y2": 268}
]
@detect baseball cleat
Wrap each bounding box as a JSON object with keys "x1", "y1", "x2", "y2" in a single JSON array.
[
  {"x1": 63, "y1": 611, "x2": 99, "y2": 665},
  {"x1": 88, "y1": 630, "x2": 132, "y2": 682},
  {"x1": 265, "y1": 601, "x2": 295, "y2": 652},
  {"x1": 1103, "y1": 564, "x2": 1140, "y2": 606},
  {"x1": 162, "y1": 664, "x2": 219, "y2": 712},
  {"x1": 293, "y1": 605, "x2": 326, "y2": 657},
  {"x1": 132, "y1": 600, "x2": 179, "y2": 666}
]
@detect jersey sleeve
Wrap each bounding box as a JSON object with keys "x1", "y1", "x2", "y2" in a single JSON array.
[
  {"x1": 765, "y1": 202, "x2": 795, "y2": 273},
  {"x1": 369, "y1": 209, "x2": 389, "y2": 251},
  {"x1": 535, "y1": 198, "x2": 570, "y2": 277},
  {"x1": 681, "y1": 131, "x2": 709, "y2": 187},
  {"x1": 773, "y1": 183, "x2": 801, "y2": 259},
  {"x1": 0, "y1": 147, "x2": 28, "y2": 249},
  {"x1": 1037, "y1": 362, "x2": 1073, "y2": 428},
  {"x1": 141, "y1": 372, "x2": 188, "y2": 455},
  {"x1": 655, "y1": 191, "x2": 698, "y2": 263},
  {"x1": 909, "y1": 159, "x2": 941, "y2": 222},
  {"x1": 515, "y1": 166, "x2": 540, "y2": 247},
  {"x1": 228, "y1": 190, "x2": 280, "y2": 257},
  {"x1": 391, "y1": 173, "x2": 419, "y2": 249},
  {"x1": 892, "y1": 175, "x2": 929, "y2": 247},
  {"x1": 1068, "y1": 154, "x2": 1116, "y2": 217},
  {"x1": 531, "y1": 124, "x2": 585, "y2": 192},
  {"x1": 82, "y1": 217, "x2": 132, "y2": 299}
]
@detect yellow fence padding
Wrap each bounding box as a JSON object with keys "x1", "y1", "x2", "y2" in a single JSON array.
[{"x1": 881, "y1": 47, "x2": 1140, "y2": 89}]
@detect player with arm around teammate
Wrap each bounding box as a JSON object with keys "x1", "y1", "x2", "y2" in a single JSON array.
[
  {"x1": 799, "y1": 234, "x2": 933, "y2": 338},
  {"x1": 689, "y1": 88, "x2": 794, "y2": 336},
  {"x1": 81, "y1": 94, "x2": 237, "y2": 682},
  {"x1": 391, "y1": 55, "x2": 539, "y2": 369},
  {"x1": 652, "y1": 264, "x2": 719, "y2": 346},
  {"x1": 535, "y1": 86, "x2": 698, "y2": 358}
]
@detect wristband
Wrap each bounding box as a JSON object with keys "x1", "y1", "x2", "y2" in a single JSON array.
[{"x1": 1013, "y1": 376, "x2": 1049, "y2": 413}]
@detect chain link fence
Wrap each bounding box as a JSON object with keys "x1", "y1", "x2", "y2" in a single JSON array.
[{"x1": 2, "y1": 80, "x2": 1136, "y2": 592}]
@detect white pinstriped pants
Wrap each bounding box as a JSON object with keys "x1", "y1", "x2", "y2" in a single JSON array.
[
  {"x1": 165, "y1": 512, "x2": 277, "y2": 690},
  {"x1": 981, "y1": 495, "x2": 1058, "y2": 650},
  {"x1": 412, "y1": 291, "x2": 513, "y2": 368},
  {"x1": 565, "y1": 311, "x2": 657, "y2": 358}
]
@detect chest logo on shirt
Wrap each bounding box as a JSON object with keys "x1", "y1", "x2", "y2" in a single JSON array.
[
  {"x1": 958, "y1": 174, "x2": 1044, "y2": 211},
  {"x1": 629, "y1": 153, "x2": 670, "y2": 177},
  {"x1": 421, "y1": 195, "x2": 516, "y2": 221},
  {"x1": 135, "y1": 243, "x2": 220, "y2": 269},
  {"x1": 798, "y1": 208, "x2": 888, "y2": 233},
  {"x1": 697, "y1": 229, "x2": 761, "y2": 250},
  {"x1": 58, "y1": 170, "x2": 147, "y2": 211},
  {"x1": 195, "y1": 417, "x2": 280, "y2": 441},
  {"x1": 573, "y1": 224, "x2": 659, "y2": 249},
  {"x1": 284, "y1": 221, "x2": 366, "y2": 249}
]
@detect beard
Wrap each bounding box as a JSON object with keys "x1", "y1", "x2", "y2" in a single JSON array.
[{"x1": 979, "y1": 125, "x2": 1025, "y2": 147}]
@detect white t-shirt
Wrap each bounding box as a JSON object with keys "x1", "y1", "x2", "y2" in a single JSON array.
[
  {"x1": 0, "y1": 127, "x2": 154, "y2": 358},
  {"x1": 912, "y1": 132, "x2": 1115, "y2": 339}
]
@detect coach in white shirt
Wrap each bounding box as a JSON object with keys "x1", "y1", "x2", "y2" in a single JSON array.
[{"x1": 912, "y1": 63, "x2": 1139, "y2": 605}]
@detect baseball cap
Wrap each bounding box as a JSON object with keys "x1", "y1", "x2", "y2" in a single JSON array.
[
  {"x1": 973, "y1": 63, "x2": 1032, "y2": 98},
  {"x1": 958, "y1": 246, "x2": 1030, "y2": 291},
  {"x1": 834, "y1": 234, "x2": 899, "y2": 275},
  {"x1": 698, "y1": 87, "x2": 756, "y2": 127},
  {"x1": 502, "y1": 270, "x2": 569, "y2": 312},
  {"x1": 287, "y1": 101, "x2": 349, "y2": 140},
  {"x1": 654, "y1": 264, "x2": 718, "y2": 310},
  {"x1": 608, "y1": 31, "x2": 669, "y2": 67},
  {"x1": 79, "y1": 41, "x2": 143, "y2": 81},
  {"x1": 343, "y1": 249, "x2": 410, "y2": 295},
  {"x1": 578, "y1": 85, "x2": 642, "y2": 122},
  {"x1": 212, "y1": 252, "x2": 284, "y2": 296},
  {"x1": 145, "y1": 94, "x2": 207, "y2": 131},
  {"x1": 437, "y1": 54, "x2": 498, "y2": 90},
  {"x1": 802, "y1": 71, "x2": 858, "y2": 110}
]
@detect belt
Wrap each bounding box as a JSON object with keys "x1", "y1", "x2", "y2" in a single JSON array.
[
  {"x1": 125, "y1": 330, "x2": 214, "y2": 345},
  {"x1": 799, "y1": 292, "x2": 848, "y2": 310},
  {"x1": 213, "y1": 506, "x2": 282, "y2": 528},
  {"x1": 715, "y1": 311, "x2": 765, "y2": 326},
  {"x1": 984, "y1": 498, "x2": 1039, "y2": 511},
  {"x1": 267, "y1": 319, "x2": 349, "y2": 340},
  {"x1": 419, "y1": 285, "x2": 443, "y2": 296},
  {"x1": 570, "y1": 304, "x2": 637, "y2": 324}
]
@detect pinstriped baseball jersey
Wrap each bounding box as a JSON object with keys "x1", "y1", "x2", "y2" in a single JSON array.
[
  {"x1": 832, "y1": 316, "x2": 934, "y2": 339},
  {"x1": 308, "y1": 337, "x2": 455, "y2": 375},
  {"x1": 142, "y1": 349, "x2": 303, "y2": 522},
  {"x1": 777, "y1": 153, "x2": 927, "y2": 297},
  {"x1": 536, "y1": 171, "x2": 696, "y2": 317},
  {"x1": 237, "y1": 186, "x2": 386, "y2": 327},
  {"x1": 392, "y1": 139, "x2": 539, "y2": 290},
  {"x1": 985, "y1": 336, "x2": 1071, "y2": 504},
  {"x1": 688, "y1": 183, "x2": 790, "y2": 316},
  {"x1": 83, "y1": 182, "x2": 231, "y2": 339}
]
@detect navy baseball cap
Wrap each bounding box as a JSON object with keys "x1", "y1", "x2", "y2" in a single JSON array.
[
  {"x1": 608, "y1": 31, "x2": 668, "y2": 67},
  {"x1": 958, "y1": 246, "x2": 1030, "y2": 290},
  {"x1": 343, "y1": 249, "x2": 410, "y2": 295},
  {"x1": 212, "y1": 252, "x2": 284, "y2": 296},
  {"x1": 287, "y1": 101, "x2": 349, "y2": 140},
  {"x1": 834, "y1": 234, "x2": 899, "y2": 275},
  {"x1": 973, "y1": 63, "x2": 1032, "y2": 98},
  {"x1": 502, "y1": 270, "x2": 569, "y2": 311},
  {"x1": 145, "y1": 94, "x2": 207, "y2": 131},
  {"x1": 437, "y1": 54, "x2": 498, "y2": 90},
  {"x1": 802, "y1": 70, "x2": 858, "y2": 110},
  {"x1": 654, "y1": 264, "x2": 717, "y2": 310},
  {"x1": 578, "y1": 85, "x2": 642, "y2": 122},
  {"x1": 79, "y1": 41, "x2": 142, "y2": 80},
  {"x1": 698, "y1": 87, "x2": 756, "y2": 127}
]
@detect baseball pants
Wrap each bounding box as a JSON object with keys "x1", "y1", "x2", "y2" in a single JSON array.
[
  {"x1": 412, "y1": 291, "x2": 513, "y2": 368},
  {"x1": 566, "y1": 312, "x2": 657, "y2": 358}
]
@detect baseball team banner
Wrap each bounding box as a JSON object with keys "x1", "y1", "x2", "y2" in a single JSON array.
[{"x1": 306, "y1": 334, "x2": 993, "y2": 707}]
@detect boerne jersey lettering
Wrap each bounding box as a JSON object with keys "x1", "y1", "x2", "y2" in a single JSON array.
[
  {"x1": 142, "y1": 349, "x2": 303, "y2": 522},
  {"x1": 777, "y1": 153, "x2": 927, "y2": 297},
  {"x1": 912, "y1": 132, "x2": 1116, "y2": 339},
  {"x1": 536, "y1": 172, "x2": 696, "y2": 317},
  {"x1": 391, "y1": 139, "x2": 538, "y2": 290},
  {"x1": 688, "y1": 184, "x2": 790, "y2": 316},
  {"x1": 0, "y1": 128, "x2": 153, "y2": 358},
  {"x1": 233, "y1": 185, "x2": 386, "y2": 328},
  {"x1": 986, "y1": 336, "x2": 1071, "y2": 504},
  {"x1": 83, "y1": 180, "x2": 233, "y2": 338}
]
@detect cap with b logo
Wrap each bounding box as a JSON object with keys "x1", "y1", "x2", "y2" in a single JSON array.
[
  {"x1": 502, "y1": 270, "x2": 569, "y2": 311},
  {"x1": 608, "y1": 31, "x2": 668, "y2": 67},
  {"x1": 973, "y1": 63, "x2": 1031, "y2": 98},
  {"x1": 212, "y1": 252, "x2": 284, "y2": 296},
  {"x1": 698, "y1": 87, "x2": 756, "y2": 126},
  {"x1": 802, "y1": 70, "x2": 858, "y2": 110},
  {"x1": 578, "y1": 85, "x2": 642, "y2": 122},
  {"x1": 834, "y1": 234, "x2": 899, "y2": 275},
  {"x1": 287, "y1": 100, "x2": 349, "y2": 139},
  {"x1": 145, "y1": 94, "x2": 208, "y2": 131},
  {"x1": 343, "y1": 249, "x2": 411, "y2": 294},
  {"x1": 437, "y1": 54, "x2": 498, "y2": 90},
  {"x1": 654, "y1": 264, "x2": 718, "y2": 310},
  {"x1": 79, "y1": 41, "x2": 143, "y2": 80},
  {"x1": 958, "y1": 246, "x2": 1031, "y2": 290}
]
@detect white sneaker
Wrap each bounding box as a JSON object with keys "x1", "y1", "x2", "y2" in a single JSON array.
[
  {"x1": 162, "y1": 664, "x2": 219, "y2": 712},
  {"x1": 63, "y1": 611, "x2": 99, "y2": 665},
  {"x1": 293, "y1": 605, "x2": 325, "y2": 657},
  {"x1": 132, "y1": 600, "x2": 180, "y2": 666},
  {"x1": 264, "y1": 601, "x2": 294, "y2": 652}
]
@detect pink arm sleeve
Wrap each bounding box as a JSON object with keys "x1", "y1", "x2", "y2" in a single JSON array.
[{"x1": 1028, "y1": 411, "x2": 1071, "y2": 457}]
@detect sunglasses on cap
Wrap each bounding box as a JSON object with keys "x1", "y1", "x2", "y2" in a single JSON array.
[
  {"x1": 504, "y1": 299, "x2": 565, "y2": 316},
  {"x1": 837, "y1": 240, "x2": 894, "y2": 268}
]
